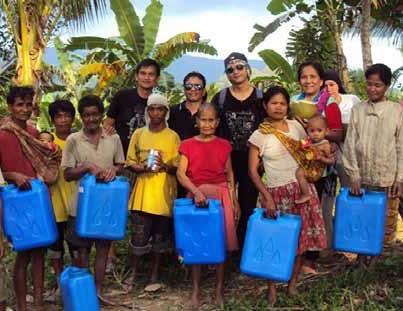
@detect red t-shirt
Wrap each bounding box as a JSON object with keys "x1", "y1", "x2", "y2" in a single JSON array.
[
  {"x1": 0, "y1": 126, "x2": 38, "y2": 178},
  {"x1": 179, "y1": 137, "x2": 232, "y2": 186},
  {"x1": 324, "y1": 103, "x2": 342, "y2": 130}
]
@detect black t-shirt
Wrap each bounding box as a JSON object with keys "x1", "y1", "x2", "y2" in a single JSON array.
[
  {"x1": 212, "y1": 88, "x2": 264, "y2": 152},
  {"x1": 107, "y1": 88, "x2": 147, "y2": 155},
  {"x1": 168, "y1": 102, "x2": 198, "y2": 140}
]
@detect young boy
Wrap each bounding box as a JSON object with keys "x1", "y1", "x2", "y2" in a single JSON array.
[
  {"x1": 126, "y1": 94, "x2": 180, "y2": 286},
  {"x1": 0, "y1": 168, "x2": 7, "y2": 311},
  {"x1": 0, "y1": 86, "x2": 61, "y2": 311},
  {"x1": 343, "y1": 63, "x2": 403, "y2": 264},
  {"x1": 296, "y1": 115, "x2": 334, "y2": 204},
  {"x1": 46, "y1": 100, "x2": 77, "y2": 290},
  {"x1": 61, "y1": 95, "x2": 125, "y2": 304}
]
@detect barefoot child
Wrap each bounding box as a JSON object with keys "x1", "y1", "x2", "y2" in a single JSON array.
[
  {"x1": 176, "y1": 103, "x2": 241, "y2": 308},
  {"x1": 295, "y1": 115, "x2": 334, "y2": 203},
  {"x1": 0, "y1": 86, "x2": 61, "y2": 311},
  {"x1": 126, "y1": 94, "x2": 180, "y2": 286},
  {"x1": 62, "y1": 95, "x2": 125, "y2": 304}
]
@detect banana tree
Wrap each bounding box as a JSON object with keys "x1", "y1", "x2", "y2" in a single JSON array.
[
  {"x1": 64, "y1": 0, "x2": 218, "y2": 95},
  {"x1": 0, "y1": 0, "x2": 107, "y2": 88}
]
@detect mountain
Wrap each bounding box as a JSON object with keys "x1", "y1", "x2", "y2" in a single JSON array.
[{"x1": 43, "y1": 48, "x2": 267, "y2": 84}]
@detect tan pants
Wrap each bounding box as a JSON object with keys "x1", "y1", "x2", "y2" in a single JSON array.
[{"x1": 384, "y1": 197, "x2": 399, "y2": 248}]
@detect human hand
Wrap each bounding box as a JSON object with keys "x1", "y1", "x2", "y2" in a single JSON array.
[
  {"x1": 233, "y1": 199, "x2": 241, "y2": 225},
  {"x1": 13, "y1": 173, "x2": 32, "y2": 190},
  {"x1": 153, "y1": 152, "x2": 167, "y2": 172},
  {"x1": 98, "y1": 167, "x2": 117, "y2": 182},
  {"x1": 103, "y1": 124, "x2": 116, "y2": 136},
  {"x1": 349, "y1": 178, "x2": 362, "y2": 196},
  {"x1": 295, "y1": 116, "x2": 308, "y2": 129},
  {"x1": 82, "y1": 161, "x2": 103, "y2": 176},
  {"x1": 261, "y1": 196, "x2": 277, "y2": 219},
  {"x1": 387, "y1": 181, "x2": 402, "y2": 199},
  {"x1": 194, "y1": 191, "x2": 208, "y2": 207}
]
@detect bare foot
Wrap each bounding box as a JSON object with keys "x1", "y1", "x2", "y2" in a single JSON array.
[
  {"x1": 150, "y1": 271, "x2": 159, "y2": 284},
  {"x1": 301, "y1": 265, "x2": 318, "y2": 275},
  {"x1": 268, "y1": 285, "x2": 277, "y2": 305},
  {"x1": 295, "y1": 194, "x2": 311, "y2": 204},
  {"x1": 97, "y1": 293, "x2": 116, "y2": 306},
  {"x1": 190, "y1": 290, "x2": 200, "y2": 309},
  {"x1": 288, "y1": 283, "x2": 297, "y2": 297},
  {"x1": 214, "y1": 289, "x2": 224, "y2": 306}
]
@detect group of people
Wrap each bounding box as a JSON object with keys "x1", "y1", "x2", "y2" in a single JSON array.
[{"x1": 0, "y1": 52, "x2": 402, "y2": 310}]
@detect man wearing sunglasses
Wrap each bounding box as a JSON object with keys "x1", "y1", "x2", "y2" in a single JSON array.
[
  {"x1": 212, "y1": 52, "x2": 264, "y2": 247},
  {"x1": 169, "y1": 71, "x2": 207, "y2": 140}
]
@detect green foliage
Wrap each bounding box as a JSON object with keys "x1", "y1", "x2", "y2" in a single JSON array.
[
  {"x1": 258, "y1": 49, "x2": 296, "y2": 84},
  {"x1": 64, "y1": 0, "x2": 217, "y2": 99},
  {"x1": 286, "y1": 16, "x2": 337, "y2": 69}
]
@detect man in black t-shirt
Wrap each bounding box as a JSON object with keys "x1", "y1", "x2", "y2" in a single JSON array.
[
  {"x1": 211, "y1": 52, "x2": 264, "y2": 247},
  {"x1": 105, "y1": 59, "x2": 161, "y2": 155},
  {"x1": 169, "y1": 71, "x2": 207, "y2": 140}
]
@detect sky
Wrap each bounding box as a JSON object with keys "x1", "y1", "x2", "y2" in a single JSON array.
[{"x1": 62, "y1": 0, "x2": 402, "y2": 71}]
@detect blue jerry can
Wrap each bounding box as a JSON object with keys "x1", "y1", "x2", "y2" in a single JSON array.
[
  {"x1": 60, "y1": 266, "x2": 100, "y2": 311},
  {"x1": 333, "y1": 187, "x2": 387, "y2": 256},
  {"x1": 76, "y1": 174, "x2": 129, "y2": 240},
  {"x1": 174, "y1": 198, "x2": 226, "y2": 264},
  {"x1": 240, "y1": 208, "x2": 301, "y2": 282},
  {"x1": 0, "y1": 179, "x2": 58, "y2": 251}
]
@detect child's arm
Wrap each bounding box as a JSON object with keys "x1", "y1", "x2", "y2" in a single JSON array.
[
  {"x1": 248, "y1": 144, "x2": 277, "y2": 218},
  {"x1": 176, "y1": 154, "x2": 207, "y2": 206},
  {"x1": 225, "y1": 157, "x2": 241, "y2": 223}
]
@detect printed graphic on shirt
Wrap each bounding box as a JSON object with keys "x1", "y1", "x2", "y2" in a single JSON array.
[
  {"x1": 225, "y1": 110, "x2": 255, "y2": 151},
  {"x1": 127, "y1": 109, "x2": 145, "y2": 140}
]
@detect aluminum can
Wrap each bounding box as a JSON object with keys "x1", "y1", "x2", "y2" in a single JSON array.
[{"x1": 147, "y1": 149, "x2": 160, "y2": 171}]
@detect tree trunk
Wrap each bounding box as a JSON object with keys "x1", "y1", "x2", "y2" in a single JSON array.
[
  {"x1": 333, "y1": 28, "x2": 352, "y2": 92},
  {"x1": 360, "y1": 0, "x2": 373, "y2": 70}
]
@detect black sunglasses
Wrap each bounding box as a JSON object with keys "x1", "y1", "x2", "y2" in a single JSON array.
[
  {"x1": 225, "y1": 64, "x2": 246, "y2": 74},
  {"x1": 184, "y1": 83, "x2": 203, "y2": 91}
]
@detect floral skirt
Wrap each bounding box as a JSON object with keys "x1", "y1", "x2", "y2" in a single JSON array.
[{"x1": 268, "y1": 181, "x2": 327, "y2": 255}]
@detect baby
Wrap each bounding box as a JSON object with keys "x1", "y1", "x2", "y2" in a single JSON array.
[
  {"x1": 295, "y1": 115, "x2": 334, "y2": 204},
  {"x1": 38, "y1": 130, "x2": 57, "y2": 152}
]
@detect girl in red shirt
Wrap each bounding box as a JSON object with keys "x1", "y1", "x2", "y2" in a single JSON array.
[{"x1": 177, "y1": 102, "x2": 240, "y2": 308}]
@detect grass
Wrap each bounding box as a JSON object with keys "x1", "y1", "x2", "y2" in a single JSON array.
[{"x1": 2, "y1": 241, "x2": 403, "y2": 310}]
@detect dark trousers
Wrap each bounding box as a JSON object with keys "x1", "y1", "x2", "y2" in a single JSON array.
[{"x1": 232, "y1": 150, "x2": 259, "y2": 248}]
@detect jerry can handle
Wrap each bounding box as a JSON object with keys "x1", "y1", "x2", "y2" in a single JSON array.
[
  {"x1": 261, "y1": 208, "x2": 280, "y2": 220},
  {"x1": 194, "y1": 199, "x2": 209, "y2": 209},
  {"x1": 348, "y1": 189, "x2": 364, "y2": 198}
]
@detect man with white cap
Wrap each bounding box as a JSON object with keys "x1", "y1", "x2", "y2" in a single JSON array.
[
  {"x1": 212, "y1": 52, "x2": 265, "y2": 247},
  {"x1": 126, "y1": 94, "x2": 180, "y2": 286}
]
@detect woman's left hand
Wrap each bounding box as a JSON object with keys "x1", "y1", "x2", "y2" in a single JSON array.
[{"x1": 233, "y1": 199, "x2": 241, "y2": 226}]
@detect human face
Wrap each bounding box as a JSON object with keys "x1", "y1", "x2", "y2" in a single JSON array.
[
  {"x1": 147, "y1": 105, "x2": 167, "y2": 126},
  {"x1": 299, "y1": 65, "x2": 323, "y2": 97},
  {"x1": 196, "y1": 107, "x2": 219, "y2": 137},
  {"x1": 53, "y1": 111, "x2": 73, "y2": 134},
  {"x1": 135, "y1": 66, "x2": 159, "y2": 91},
  {"x1": 226, "y1": 60, "x2": 248, "y2": 85},
  {"x1": 81, "y1": 106, "x2": 102, "y2": 132},
  {"x1": 39, "y1": 133, "x2": 53, "y2": 144},
  {"x1": 324, "y1": 80, "x2": 339, "y2": 97},
  {"x1": 8, "y1": 96, "x2": 33, "y2": 124},
  {"x1": 366, "y1": 73, "x2": 388, "y2": 103},
  {"x1": 264, "y1": 93, "x2": 288, "y2": 121},
  {"x1": 184, "y1": 76, "x2": 205, "y2": 103},
  {"x1": 307, "y1": 119, "x2": 328, "y2": 143}
]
